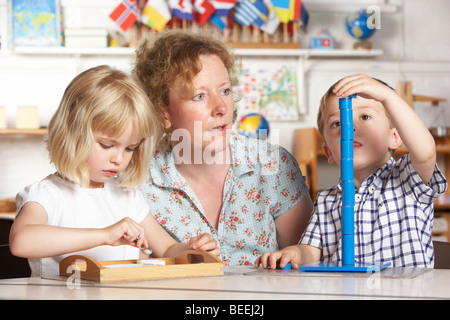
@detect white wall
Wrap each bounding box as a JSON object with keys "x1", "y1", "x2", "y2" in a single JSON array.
[{"x1": 1, "y1": 0, "x2": 450, "y2": 199}]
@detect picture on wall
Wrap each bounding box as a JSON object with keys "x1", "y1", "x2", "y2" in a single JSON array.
[
  {"x1": 8, "y1": 0, "x2": 63, "y2": 47},
  {"x1": 235, "y1": 61, "x2": 299, "y2": 121}
]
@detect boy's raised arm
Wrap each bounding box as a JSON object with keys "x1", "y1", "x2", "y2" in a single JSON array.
[{"x1": 333, "y1": 74, "x2": 436, "y2": 184}]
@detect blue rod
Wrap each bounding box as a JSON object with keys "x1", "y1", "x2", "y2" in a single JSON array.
[{"x1": 339, "y1": 94, "x2": 356, "y2": 266}]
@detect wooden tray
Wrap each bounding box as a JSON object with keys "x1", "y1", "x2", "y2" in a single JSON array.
[{"x1": 59, "y1": 250, "x2": 224, "y2": 283}]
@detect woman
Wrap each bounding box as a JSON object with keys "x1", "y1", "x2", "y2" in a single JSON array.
[{"x1": 133, "y1": 30, "x2": 313, "y2": 266}]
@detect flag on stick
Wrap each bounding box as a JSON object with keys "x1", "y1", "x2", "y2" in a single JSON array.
[
  {"x1": 142, "y1": 0, "x2": 172, "y2": 31},
  {"x1": 193, "y1": 0, "x2": 215, "y2": 25},
  {"x1": 210, "y1": 0, "x2": 236, "y2": 29},
  {"x1": 289, "y1": 0, "x2": 301, "y2": 21},
  {"x1": 299, "y1": 2, "x2": 309, "y2": 30},
  {"x1": 109, "y1": 0, "x2": 140, "y2": 31},
  {"x1": 210, "y1": 0, "x2": 236, "y2": 16},
  {"x1": 234, "y1": 0, "x2": 268, "y2": 27},
  {"x1": 271, "y1": 0, "x2": 289, "y2": 23},
  {"x1": 169, "y1": 0, "x2": 194, "y2": 20},
  {"x1": 260, "y1": 0, "x2": 279, "y2": 34}
]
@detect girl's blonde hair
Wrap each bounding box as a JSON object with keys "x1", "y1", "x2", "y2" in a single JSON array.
[
  {"x1": 133, "y1": 29, "x2": 240, "y2": 149},
  {"x1": 47, "y1": 65, "x2": 160, "y2": 189}
]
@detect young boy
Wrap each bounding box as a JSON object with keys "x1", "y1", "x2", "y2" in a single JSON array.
[{"x1": 256, "y1": 74, "x2": 447, "y2": 269}]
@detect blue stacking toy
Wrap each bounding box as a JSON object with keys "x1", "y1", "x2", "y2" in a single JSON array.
[{"x1": 282, "y1": 94, "x2": 390, "y2": 272}]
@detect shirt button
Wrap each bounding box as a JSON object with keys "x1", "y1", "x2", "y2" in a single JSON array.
[
  {"x1": 369, "y1": 186, "x2": 375, "y2": 193},
  {"x1": 355, "y1": 194, "x2": 362, "y2": 201}
]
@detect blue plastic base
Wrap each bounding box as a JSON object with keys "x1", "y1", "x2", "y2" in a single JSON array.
[{"x1": 281, "y1": 261, "x2": 391, "y2": 272}]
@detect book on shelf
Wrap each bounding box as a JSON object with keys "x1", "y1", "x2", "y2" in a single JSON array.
[{"x1": 64, "y1": 28, "x2": 108, "y2": 48}]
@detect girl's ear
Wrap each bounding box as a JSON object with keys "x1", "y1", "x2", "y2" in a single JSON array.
[
  {"x1": 388, "y1": 128, "x2": 403, "y2": 150},
  {"x1": 323, "y1": 143, "x2": 337, "y2": 164}
]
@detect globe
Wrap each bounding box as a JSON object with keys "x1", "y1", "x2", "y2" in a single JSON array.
[
  {"x1": 237, "y1": 113, "x2": 270, "y2": 139},
  {"x1": 346, "y1": 9, "x2": 375, "y2": 40}
]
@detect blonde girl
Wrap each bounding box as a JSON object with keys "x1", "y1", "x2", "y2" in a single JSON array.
[{"x1": 10, "y1": 65, "x2": 218, "y2": 277}]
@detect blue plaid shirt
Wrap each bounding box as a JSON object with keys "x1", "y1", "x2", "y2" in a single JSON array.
[{"x1": 300, "y1": 154, "x2": 447, "y2": 268}]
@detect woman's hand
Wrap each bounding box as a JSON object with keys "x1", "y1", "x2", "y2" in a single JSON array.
[{"x1": 189, "y1": 233, "x2": 221, "y2": 257}]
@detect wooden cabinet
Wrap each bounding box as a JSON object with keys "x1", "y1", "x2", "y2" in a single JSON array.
[{"x1": 293, "y1": 128, "x2": 450, "y2": 241}]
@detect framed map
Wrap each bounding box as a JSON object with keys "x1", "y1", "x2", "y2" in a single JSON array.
[{"x1": 8, "y1": 0, "x2": 63, "y2": 47}]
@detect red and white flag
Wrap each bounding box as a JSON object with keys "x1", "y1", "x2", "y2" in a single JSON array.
[
  {"x1": 109, "y1": 0, "x2": 140, "y2": 31},
  {"x1": 193, "y1": 0, "x2": 215, "y2": 25}
]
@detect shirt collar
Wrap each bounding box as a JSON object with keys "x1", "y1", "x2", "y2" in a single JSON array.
[
  {"x1": 149, "y1": 131, "x2": 258, "y2": 189},
  {"x1": 337, "y1": 157, "x2": 396, "y2": 193},
  {"x1": 149, "y1": 149, "x2": 183, "y2": 188},
  {"x1": 229, "y1": 132, "x2": 258, "y2": 177}
]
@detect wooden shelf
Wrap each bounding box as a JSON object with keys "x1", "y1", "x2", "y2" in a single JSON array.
[
  {"x1": 13, "y1": 46, "x2": 384, "y2": 59},
  {"x1": 13, "y1": 46, "x2": 135, "y2": 56},
  {"x1": 302, "y1": 0, "x2": 399, "y2": 13},
  {"x1": 0, "y1": 128, "x2": 48, "y2": 135}
]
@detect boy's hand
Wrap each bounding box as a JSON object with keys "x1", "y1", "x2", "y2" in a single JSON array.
[
  {"x1": 332, "y1": 74, "x2": 394, "y2": 103},
  {"x1": 189, "y1": 233, "x2": 221, "y2": 257},
  {"x1": 255, "y1": 245, "x2": 302, "y2": 270}
]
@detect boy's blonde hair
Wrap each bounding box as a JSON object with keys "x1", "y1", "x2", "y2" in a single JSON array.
[
  {"x1": 133, "y1": 29, "x2": 239, "y2": 149},
  {"x1": 47, "y1": 65, "x2": 160, "y2": 189},
  {"x1": 317, "y1": 77, "x2": 394, "y2": 139}
]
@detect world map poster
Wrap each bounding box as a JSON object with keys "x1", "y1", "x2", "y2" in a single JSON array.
[
  {"x1": 8, "y1": 0, "x2": 62, "y2": 47},
  {"x1": 235, "y1": 61, "x2": 299, "y2": 121}
]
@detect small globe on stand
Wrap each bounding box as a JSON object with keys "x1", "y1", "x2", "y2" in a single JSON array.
[
  {"x1": 346, "y1": 9, "x2": 376, "y2": 49},
  {"x1": 237, "y1": 113, "x2": 270, "y2": 139}
]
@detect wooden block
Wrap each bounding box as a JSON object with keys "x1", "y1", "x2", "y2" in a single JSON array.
[
  {"x1": 0, "y1": 106, "x2": 6, "y2": 129},
  {"x1": 0, "y1": 198, "x2": 16, "y2": 213},
  {"x1": 16, "y1": 107, "x2": 39, "y2": 129}
]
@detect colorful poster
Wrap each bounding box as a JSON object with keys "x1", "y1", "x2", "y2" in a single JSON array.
[
  {"x1": 235, "y1": 63, "x2": 299, "y2": 121},
  {"x1": 9, "y1": 0, "x2": 62, "y2": 47}
]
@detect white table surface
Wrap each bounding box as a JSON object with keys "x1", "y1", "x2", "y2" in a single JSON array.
[{"x1": 1, "y1": 266, "x2": 450, "y2": 300}]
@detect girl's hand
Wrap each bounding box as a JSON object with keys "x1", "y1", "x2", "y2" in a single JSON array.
[
  {"x1": 104, "y1": 217, "x2": 148, "y2": 249},
  {"x1": 189, "y1": 233, "x2": 221, "y2": 257}
]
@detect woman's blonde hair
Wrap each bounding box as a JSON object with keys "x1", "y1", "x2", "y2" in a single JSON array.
[
  {"x1": 47, "y1": 65, "x2": 160, "y2": 189},
  {"x1": 133, "y1": 29, "x2": 239, "y2": 149}
]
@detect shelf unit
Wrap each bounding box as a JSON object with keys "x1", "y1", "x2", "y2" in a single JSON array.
[
  {"x1": 302, "y1": 0, "x2": 399, "y2": 13},
  {"x1": 0, "y1": 129, "x2": 47, "y2": 135},
  {"x1": 10, "y1": 46, "x2": 383, "y2": 117},
  {"x1": 13, "y1": 46, "x2": 384, "y2": 58}
]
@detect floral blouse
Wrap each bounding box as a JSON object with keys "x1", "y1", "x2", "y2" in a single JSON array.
[{"x1": 140, "y1": 132, "x2": 308, "y2": 266}]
